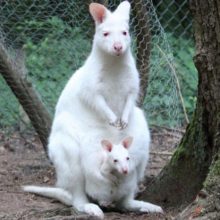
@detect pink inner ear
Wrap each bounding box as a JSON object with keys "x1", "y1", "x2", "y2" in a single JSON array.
[
  {"x1": 106, "y1": 144, "x2": 112, "y2": 152},
  {"x1": 101, "y1": 140, "x2": 113, "y2": 152},
  {"x1": 89, "y1": 3, "x2": 106, "y2": 24},
  {"x1": 123, "y1": 136, "x2": 133, "y2": 149}
]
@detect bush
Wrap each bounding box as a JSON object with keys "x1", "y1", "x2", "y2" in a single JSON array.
[
  {"x1": 144, "y1": 33, "x2": 197, "y2": 127},
  {"x1": 169, "y1": 34, "x2": 197, "y2": 118},
  {"x1": 0, "y1": 16, "x2": 91, "y2": 128},
  {"x1": 0, "y1": 16, "x2": 197, "y2": 129},
  {"x1": 24, "y1": 17, "x2": 91, "y2": 113}
]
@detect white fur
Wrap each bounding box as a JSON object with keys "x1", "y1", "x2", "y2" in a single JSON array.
[
  {"x1": 23, "y1": 2, "x2": 163, "y2": 218},
  {"x1": 81, "y1": 107, "x2": 163, "y2": 213},
  {"x1": 81, "y1": 136, "x2": 134, "y2": 205},
  {"x1": 55, "y1": 1, "x2": 139, "y2": 131},
  {"x1": 23, "y1": 186, "x2": 72, "y2": 206}
]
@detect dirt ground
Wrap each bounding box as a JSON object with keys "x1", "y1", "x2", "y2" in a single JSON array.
[{"x1": 0, "y1": 126, "x2": 184, "y2": 220}]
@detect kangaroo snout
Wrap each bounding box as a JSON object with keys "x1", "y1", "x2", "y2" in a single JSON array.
[
  {"x1": 113, "y1": 42, "x2": 123, "y2": 54},
  {"x1": 122, "y1": 168, "x2": 128, "y2": 174}
]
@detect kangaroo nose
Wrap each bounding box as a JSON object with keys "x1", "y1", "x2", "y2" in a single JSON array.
[
  {"x1": 113, "y1": 43, "x2": 123, "y2": 52},
  {"x1": 122, "y1": 168, "x2": 128, "y2": 174}
]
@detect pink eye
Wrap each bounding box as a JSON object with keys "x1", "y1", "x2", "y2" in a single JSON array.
[
  {"x1": 114, "y1": 159, "x2": 118, "y2": 163},
  {"x1": 122, "y1": 31, "x2": 127, "y2": 36},
  {"x1": 126, "y1": 157, "x2": 130, "y2": 160},
  {"x1": 103, "y1": 32, "x2": 109, "y2": 37}
]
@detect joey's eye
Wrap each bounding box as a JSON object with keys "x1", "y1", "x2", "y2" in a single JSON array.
[
  {"x1": 122, "y1": 31, "x2": 127, "y2": 36},
  {"x1": 114, "y1": 159, "x2": 118, "y2": 163},
  {"x1": 103, "y1": 32, "x2": 109, "y2": 37},
  {"x1": 126, "y1": 157, "x2": 130, "y2": 160}
]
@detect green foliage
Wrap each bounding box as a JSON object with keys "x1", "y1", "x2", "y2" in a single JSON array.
[
  {"x1": 0, "y1": 16, "x2": 91, "y2": 127},
  {"x1": 0, "y1": 14, "x2": 197, "y2": 129},
  {"x1": 0, "y1": 76, "x2": 20, "y2": 128},
  {"x1": 153, "y1": 0, "x2": 192, "y2": 38},
  {"x1": 169, "y1": 34, "x2": 198, "y2": 117},
  {"x1": 144, "y1": 34, "x2": 197, "y2": 127},
  {"x1": 1, "y1": 1, "x2": 92, "y2": 46},
  {"x1": 24, "y1": 17, "x2": 91, "y2": 113}
]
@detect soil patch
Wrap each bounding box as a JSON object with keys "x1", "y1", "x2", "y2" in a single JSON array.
[{"x1": 0, "y1": 126, "x2": 183, "y2": 219}]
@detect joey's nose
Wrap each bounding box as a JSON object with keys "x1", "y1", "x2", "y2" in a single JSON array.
[
  {"x1": 113, "y1": 43, "x2": 123, "y2": 52},
  {"x1": 122, "y1": 169, "x2": 128, "y2": 174}
]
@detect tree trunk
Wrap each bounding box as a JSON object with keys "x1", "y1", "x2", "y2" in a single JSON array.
[
  {"x1": 176, "y1": 151, "x2": 220, "y2": 219},
  {"x1": 130, "y1": 0, "x2": 151, "y2": 106},
  {"x1": 140, "y1": 0, "x2": 220, "y2": 209},
  {"x1": 0, "y1": 41, "x2": 52, "y2": 152}
]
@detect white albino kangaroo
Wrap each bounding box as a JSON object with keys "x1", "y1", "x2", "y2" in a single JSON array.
[
  {"x1": 23, "y1": 1, "x2": 163, "y2": 218},
  {"x1": 54, "y1": 1, "x2": 139, "y2": 132},
  {"x1": 24, "y1": 107, "x2": 163, "y2": 218},
  {"x1": 81, "y1": 108, "x2": 163, "y2": 213},
  {"x1": 82, "y1": 136, "x2": 134, "y2": 206}
]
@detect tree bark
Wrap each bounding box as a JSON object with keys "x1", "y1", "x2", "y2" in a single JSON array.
[
  {"x1": 140, "y1": 0, "x2": 220, "y2": 209},
  {"x1": 0, "y1": 41, "x2": 52, "y2": 152},
  {"x1": 130, "y1": 0, "x2": 151, "y2": 106},
  {"x1": 176, "y1": 151, "x2": 220, "y2": 219}
]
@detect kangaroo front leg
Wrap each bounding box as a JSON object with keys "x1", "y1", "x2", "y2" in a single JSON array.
[
  {"x1": 93, "y1": 95, "x2": 122, "y2": 129},
  {"x1": 120, "y1": 93, "x2": 135, "y2": 129},
  {"x1": 121, "y1": 199, "x2": 163, "y2": 213}
]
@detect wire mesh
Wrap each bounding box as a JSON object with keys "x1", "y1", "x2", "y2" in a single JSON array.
[{"x1": 0, "y1": 0, "x2": 196, "y2": 133}]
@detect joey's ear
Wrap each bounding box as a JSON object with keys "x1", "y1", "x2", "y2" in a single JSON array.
[
  {"x1": 89, "y1": 3, "x2": 109, "y2": 24},
  {"x1": 122, "y1": 136, "x2": 133, "y2": 149},
  {"x1": 114, "y1": 1, "x2": 131, "y2": 22},
  {"x1": 101, "y1": 139, "x2": 113, "y2": 152}
]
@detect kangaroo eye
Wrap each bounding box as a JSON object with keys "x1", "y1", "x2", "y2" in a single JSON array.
[
  {"x1": 103, "y1": 32, "x2": 109, "y2": 37},
  {"x1": 126, "y1": 157, "x2": 130, "y2": 160},
  {"x1": 114, "y1": 159, "x2": 118, "y2": 163},
  {"x1": 122, "y1": 31, "x2": 127, "y2": 36}
]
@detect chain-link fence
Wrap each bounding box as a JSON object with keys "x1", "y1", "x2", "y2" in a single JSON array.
[
  {"x1": 0, "y1": 0, "x2": 197, "y2": 134},
  {"x1": 153, "y1": 0, "x2": 197, "y2": 119}
]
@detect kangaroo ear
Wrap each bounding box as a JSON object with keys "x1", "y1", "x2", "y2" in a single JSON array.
[
  {"x1": 122, "y1": 136, "x2": 133, "y2": 149},
  {"x1": 114, "y1": 1, "x2": 131, "y2": 22},
  {"x1": 101, "y1": 139, "x2": 113, "y2": 152},
  {"x1": 89, "y1": 3, "x2": 109, "y2": 24}
]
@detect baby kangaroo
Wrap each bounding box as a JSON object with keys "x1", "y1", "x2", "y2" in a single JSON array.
[
  {"x1": 82, "y1": 136, "x2": 163, "y2": 214},
  {"x1": 82, "y1": 136, "x2": 134, "y2": 206}
]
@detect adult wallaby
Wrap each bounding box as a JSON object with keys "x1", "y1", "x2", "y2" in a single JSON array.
[
  {"x1": 23, "y1": 1, "x2": 162, "y2": 218},
  {"x1": 24, "y1": 108, "x2": 162, "y2": 218},
  {"x1": 53, "y1": 1, "x2": 139, "y2": 132}
]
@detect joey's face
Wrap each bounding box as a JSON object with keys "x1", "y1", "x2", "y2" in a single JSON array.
[
  {"x1": 101, "y1": 136, "x2": 133, "y2": 176},
  {"x1": 95, "y1": 18, "x2": 131, "y2": 56},
  {"x1": 109, "y1": 145, "x2": 130, "y2": 175}
]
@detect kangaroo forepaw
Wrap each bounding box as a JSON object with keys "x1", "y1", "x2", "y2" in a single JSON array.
[
  {"x1": 109, "y1": 118, "x2": 121, "y2": 129},
  {"x1": 109, "y1": 119, "x2": 127, "y2": 130},
  {"x1": 119, "y1": 119, "x2": 128, "y2": 130}
]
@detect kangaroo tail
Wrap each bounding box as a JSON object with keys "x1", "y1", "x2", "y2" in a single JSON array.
[{"x1": 23, "y1": 185, "x2": 72, "y2": 206}]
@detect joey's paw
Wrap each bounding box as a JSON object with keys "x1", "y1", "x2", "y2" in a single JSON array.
[
  {"x1": 100, "y1": 200, "x2": 112, "y2": 207},
  {"x1": 140, "y1": 202, "x2": 163, "y2": 213},
  {"x1": 84, "y1": 203, "x2": 104, "y2": 219},
  {"x1": 109, "y1": 174, "x2": 119, "y2": 186}
]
